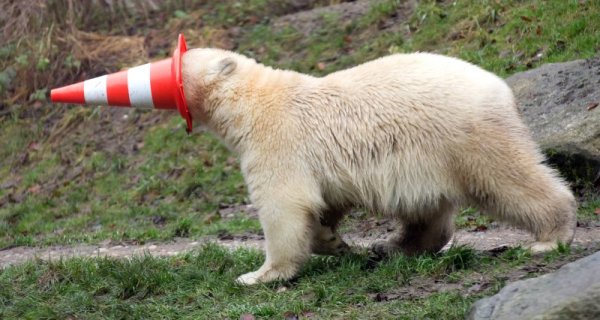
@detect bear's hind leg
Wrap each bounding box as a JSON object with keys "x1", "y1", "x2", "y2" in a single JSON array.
[
  {"x1": 372, "y1": 199, "x2": 456, "y2": 256},
  {"x1": 312, "y1": 208, "x2": 350, "y2": 256},
  {"x1": 472, "y1": 164, "x2": 576, "y2": 253}
]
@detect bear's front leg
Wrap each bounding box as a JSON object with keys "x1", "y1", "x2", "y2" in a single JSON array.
[{"x1": 236, "y1": 189, "x2": 318, "y2": 285}]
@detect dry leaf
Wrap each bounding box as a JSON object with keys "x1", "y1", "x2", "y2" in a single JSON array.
[
  {"x1": 470, "y1": 225, "x2": 488, "y2": 232},
  {"x1": 202, "y1": 213, "x2": 221, "y2": 224},
  {"x1": 19, "y1": 152, "x2": 29, "y2": 165},
  {"x1": 283, "y1": 311, "x2": 299, "y2": 320},
  {"x1": 226, "y1": 156, "x2": 237, "y2": 166},
  {"x1": 28, "y1": 184, "x2": 41, "y2": 194},
  {"x1": 27, "y1": 141, "x2": 41, "y2": 151},
  {"x1": 246, "y1": 15, "x2": 259, "y2": 25},
  {"x1": 586, "y1": 102, "x2": 598, "y2": 111},
  {"x1": 240, "y1": 314, "x2": 256, "y2": 320}
]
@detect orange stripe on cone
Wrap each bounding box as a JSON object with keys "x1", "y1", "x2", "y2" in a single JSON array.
[
  {"x1": 106, "y1": 70, "x2": 130, "y2": 107},
  {"x1": 150, "y1": 59, "x2": 177, "y2": 109}
]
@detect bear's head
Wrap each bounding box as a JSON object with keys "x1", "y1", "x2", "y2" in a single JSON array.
[{"x1": 182, "y1": 48, "x2": 250, "y2": 124}]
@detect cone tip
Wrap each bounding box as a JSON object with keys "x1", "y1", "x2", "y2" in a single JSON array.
[{"x1": 50, "y1": 82, "x2": 85, "y2": 104}]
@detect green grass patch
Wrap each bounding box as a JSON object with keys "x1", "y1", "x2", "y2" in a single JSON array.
[
  {"x1": 237, "y1": 5, "x2": 407, "y2": 76},
  {"x1": 403, "y1": 0, "x2": 600, "y2": 76},
  {"x1": 2, "y1": 243, "x2": 594, "y2": 319},
  {"x1": 0, "y1": 243, "x2": 570, "y2": 320},
  {"x1": 238, "y1": 0, "x2": 599, "y2": 78},
  {"x1": 576, "y1": 195, "x2": 600, "y2": 225},
  {"x1": 0, "y1": 115, "x2": 252, "y2": 248}
]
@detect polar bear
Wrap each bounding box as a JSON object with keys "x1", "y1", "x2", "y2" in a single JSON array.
[{"x1": 181, "y1": 49, "x2": 576, "y2": 285}]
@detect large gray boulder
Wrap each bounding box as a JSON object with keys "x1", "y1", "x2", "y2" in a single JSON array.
[
  {"x1": 506, "y1": 58, "x2": 600, "y2": 184},
  {"x1": 468, "y1": 251, "x2": 600, "y2": 320}
]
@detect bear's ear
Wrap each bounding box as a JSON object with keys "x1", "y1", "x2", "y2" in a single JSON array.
[
  {"x1": 217, "y1": 57, "x2": 237, "y2": 76},
  {"x1": 205, "y1": 57, "x2": 237, "y2": 82},
  {"x1": 209, "y1": 57, "x2": 236, "y2": 75}
]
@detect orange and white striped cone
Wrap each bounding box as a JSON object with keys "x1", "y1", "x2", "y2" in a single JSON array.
[{"x1": 50, "y1": 33, "x2": 193, "y2": 133}]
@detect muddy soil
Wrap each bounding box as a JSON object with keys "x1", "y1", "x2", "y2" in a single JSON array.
[{"x1": 2, "y1": 222, "x2": 599, "y2": 269}]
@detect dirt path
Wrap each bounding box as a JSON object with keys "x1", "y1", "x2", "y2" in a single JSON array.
[{"x1": 2, "y1": 225, "x2": 599, "y2": 268}]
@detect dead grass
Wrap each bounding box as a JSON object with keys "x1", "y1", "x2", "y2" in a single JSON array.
[
  {"x1": 66, "y1": 31, "x2": 148, "y2": 71},
  {"x1": 0, "y1": 0, "x2": 352, "y2": 108},
  {"x1": 0, "y1": 0, "x2": 188, "y2": 106}
]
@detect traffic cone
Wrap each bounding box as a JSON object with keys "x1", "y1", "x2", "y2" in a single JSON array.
[{"x1": 50, "y1": 33, "x2": 193, "y2": 133}]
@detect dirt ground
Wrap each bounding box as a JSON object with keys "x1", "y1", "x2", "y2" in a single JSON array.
[{"x1": 2, "y1": 220, "x2": 599, "y2": 269}]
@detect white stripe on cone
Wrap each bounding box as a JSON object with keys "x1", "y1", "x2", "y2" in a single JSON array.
[
  {"x1": 83, "y1": 75, "x2": 108, "y2": 105},
  {"x1": 127, "y1": 63, "x2": 154, "y2": 109}
]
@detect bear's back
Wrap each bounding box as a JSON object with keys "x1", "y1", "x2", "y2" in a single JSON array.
[{"x1": 321, "y1": 53, "x2": 514, "y2": 116}]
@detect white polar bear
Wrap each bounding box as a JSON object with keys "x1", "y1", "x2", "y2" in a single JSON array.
[{"x1": 181, "y1": 49, "x2": 576, "y2": 285}]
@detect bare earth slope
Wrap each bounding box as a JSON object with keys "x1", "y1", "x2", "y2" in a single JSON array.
[{"x1": 2, "y1": 223, "x2": 599, "y2": 268}]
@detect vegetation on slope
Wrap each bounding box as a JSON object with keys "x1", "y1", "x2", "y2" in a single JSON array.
[{"x1": 1, "y1": 0, "x2": 599, "y2": 318}]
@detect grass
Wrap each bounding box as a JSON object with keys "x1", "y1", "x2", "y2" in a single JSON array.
[
  {"x1": 403, "y1": 0, "x2": 600, "y2": 76},
  {"x1": 0, "y1": 114, "x2": 258, "y2": 248},
  {"x1": 238, "y1": 0, "x2": 600, "y2": 77},
  {"x1": 574, "y1": 195, "x2": 600, "y2": 226},
  {"x1": 1, "y1": 0, "x2": 600, "y2": 318},
  {"x1": 2, "y1": 243, "x2": 593, "y2": 319}
]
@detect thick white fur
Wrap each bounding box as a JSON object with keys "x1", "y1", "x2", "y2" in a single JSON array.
[{"x1": 182, "y1": 49, "x2": 577, "y2": 285}]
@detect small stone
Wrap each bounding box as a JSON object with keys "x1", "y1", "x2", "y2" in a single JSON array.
[
  {"x1": 276, "y1": 286, "x2": 288, "y2": 293},
  {"x1": 239, "y1": 314, "x2": 255, "y2": 320}
]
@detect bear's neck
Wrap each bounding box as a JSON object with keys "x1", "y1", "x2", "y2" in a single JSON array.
[{"x1": 207, "y1": 63, "x2": 316, "y2": 154}]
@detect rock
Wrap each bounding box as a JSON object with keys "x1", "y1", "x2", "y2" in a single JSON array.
[
  {"x1": 468, "y1": 251, "x2": 600, "y2": 320},
  {"x1": 274, "y1": 0, "x2": 373, "y2": 37},
  {"x1": 273, "y1": 0, "x2": 416, "y2": 37},
  {"x1": 506, "y1": 58, "x2": 600, "y2": 185}
]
